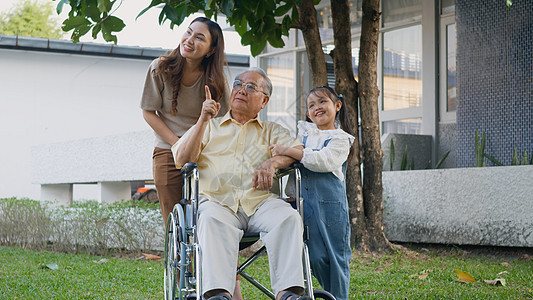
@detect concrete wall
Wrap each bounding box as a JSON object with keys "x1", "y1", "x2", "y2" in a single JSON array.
[
  {"x1": 383, "y1": 165, "x2": 533, "y2": 247},
  {"x1": 381, "y1": 133, "x2": 432, "y2": 171}
]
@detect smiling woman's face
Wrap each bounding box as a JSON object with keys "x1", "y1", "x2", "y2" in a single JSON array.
[{"x1": 179, "y1": 21, "x2": 213, "y2": 60}]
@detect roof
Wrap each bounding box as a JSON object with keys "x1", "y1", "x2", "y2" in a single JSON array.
[{"x1": 0, "y1": 34, "x2": 249, "y2": 66}]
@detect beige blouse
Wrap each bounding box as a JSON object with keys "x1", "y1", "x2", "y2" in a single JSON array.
[{"x1": 140, "y1": 58, "x2": 230, "y2": 149}]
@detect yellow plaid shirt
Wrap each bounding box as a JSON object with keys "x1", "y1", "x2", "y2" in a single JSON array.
[{"x1": 172, "y1": 111, "x2": 302, "y2": 216}]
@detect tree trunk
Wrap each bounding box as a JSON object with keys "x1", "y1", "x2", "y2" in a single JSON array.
[
  {"x1": 358, "y1": 0, "x2": 392, "y2": 252},
  {"x1": 295, "y1": 0, "x2": 328, "y2": 86},
  {"x1": 329, "y1": 0, "x2": 366, "y2": 249}
]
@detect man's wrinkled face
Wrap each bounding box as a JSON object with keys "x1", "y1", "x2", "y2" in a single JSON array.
[{"x1": 230, "y1": 71, "x2": 269, "y2": 119}]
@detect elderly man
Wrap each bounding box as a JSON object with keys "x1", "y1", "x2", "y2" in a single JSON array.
[{"x1": 172, "y1": 68, "x2": 308, "y2": 300}]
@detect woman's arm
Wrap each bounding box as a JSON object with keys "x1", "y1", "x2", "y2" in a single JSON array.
[{"x1": 142, "y1": 110, "x2": 180, "y2": 146}]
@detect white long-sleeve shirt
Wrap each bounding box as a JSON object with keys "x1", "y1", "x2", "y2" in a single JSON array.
[{"x1": 298, "y1": 121, "x2": 355, "y2": 182}]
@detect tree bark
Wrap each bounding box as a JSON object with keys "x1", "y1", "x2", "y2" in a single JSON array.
[
  {"x1": 329, "y1": 0, "x2": 366, "y2": 249},
  {"x1": 358, "y1": 0, "x2": 392, "y2": 252},
  {"x1": 295, "y1": 0, "x2": 328, "y2": 86}
]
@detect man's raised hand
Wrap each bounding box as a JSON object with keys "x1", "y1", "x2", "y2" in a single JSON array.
[{"x1": 200, "y1": 85, "x2": 221, "y2": 122}]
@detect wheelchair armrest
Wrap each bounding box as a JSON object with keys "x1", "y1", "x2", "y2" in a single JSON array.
[
  {"x1": 181, "y1": 162, "x2": 197, "y2": 177},
  {"x1": 275, "y1": 162, "x2": 302, "y2": 178}
]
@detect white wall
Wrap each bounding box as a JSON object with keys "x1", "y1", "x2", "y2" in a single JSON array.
[
  {"x1": 0, "y1": 48, "x2": 249, "y2": 200},
  {"x1": 0, "y1": 49, "x2": 153, "y2": 199}
]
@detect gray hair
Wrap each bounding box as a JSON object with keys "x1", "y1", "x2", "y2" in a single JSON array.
[{"x1": 234, "y1": 67, "x2": 273, "y2": 96}]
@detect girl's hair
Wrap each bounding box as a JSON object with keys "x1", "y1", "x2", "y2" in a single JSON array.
[
  {"x1": 306, "y1": 86, "x2": 352, "y2": 135},
  {"x1": 155, "y1": 17, "x2": 227, "y2": 115}
]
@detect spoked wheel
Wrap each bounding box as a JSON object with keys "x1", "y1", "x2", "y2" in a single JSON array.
[
  {"x1": 313, "y1": 290, "x2": 336, "y2": 300},
  {"x1": 164, "y1": 205, "x2": 186, "y2": 300}
]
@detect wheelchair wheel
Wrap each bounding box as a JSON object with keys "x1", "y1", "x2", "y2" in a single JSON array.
[
  {"x1": 164, "y1": 206, "x2": 186, "y2": 300},
  {"x1": 313, "y1": 289, "x2": 336, "y2": 300}
]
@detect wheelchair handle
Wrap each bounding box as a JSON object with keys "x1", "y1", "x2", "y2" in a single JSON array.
[{"x1": 181, "y1": 162, "x2": 197, "y2": 177}]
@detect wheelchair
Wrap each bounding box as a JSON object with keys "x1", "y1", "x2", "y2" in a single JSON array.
[{"x1": 164, "y1": 162, "x2": 336, "y2": 300}]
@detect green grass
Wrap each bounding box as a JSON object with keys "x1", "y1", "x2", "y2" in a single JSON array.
[
  {"x1": 1, "y1": 245, "x2": 532, "y2": 299},
  {"x1": 0, "y1": 246, "x2": 163, "y2": 299}
]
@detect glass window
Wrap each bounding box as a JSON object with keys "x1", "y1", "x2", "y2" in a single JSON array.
[
  {"x1": 382, "y1": 25, "x2": 422, "y2": 111},
  {"x1": 262, "y1": 53, "x2": 297, "y2": 135},
  {"x1": 446, "y1": 24, "x2": 457, "y2": 112},
  {"x1": 383, "y1": 118, "x2": 422, "y2": 134},
  {"x1": 314, "y1": 0, "x2": 363, "y2": 42},
  {"x1": 441, "y1": 0, "x2": 455, "y2": 14},
  {"x1": 382, "y1": 0, "x2": 422, "y2": 27}
]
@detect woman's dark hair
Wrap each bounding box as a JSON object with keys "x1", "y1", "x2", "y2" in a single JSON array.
[
  {"x1": 155, "y1": 17, "x2": 227, "y2": 115},
  {"x1": 306, "y1": 86, "x2": 352, "y2": 135}
]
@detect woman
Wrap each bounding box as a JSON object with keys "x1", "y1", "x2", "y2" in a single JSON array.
[{"x1": 140, "y1": 16, "x2": 229, "y2": 227}]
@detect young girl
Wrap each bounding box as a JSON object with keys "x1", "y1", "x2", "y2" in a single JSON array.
[{"x1": 270, "y1": 86, "x2": 354, "y2": 300}]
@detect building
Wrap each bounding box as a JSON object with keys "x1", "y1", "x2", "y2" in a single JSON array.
[
  {"x1": 0, "y1": 35, "x2": 249, "y2": 202},
  {"x1": 256, "y1": 0, "x2": 532, "y2": 169}
]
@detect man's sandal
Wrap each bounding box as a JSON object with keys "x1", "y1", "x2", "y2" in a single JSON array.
[
  {"x1": 208, "y1": 293, "x2": 231, "y2": 300},
  {"x1": 280, "y1": 291, "x2": 312, "y2": 300}
]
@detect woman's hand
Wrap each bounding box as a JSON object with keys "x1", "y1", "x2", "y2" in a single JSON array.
[
  {"x1": 199, "y1": 85, "x2": 221, "y2": 122},
  {"x1": 269, "y1": 144, "x2": 289, "y2": 157}
]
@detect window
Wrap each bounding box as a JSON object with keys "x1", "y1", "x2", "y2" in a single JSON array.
[
  {"x1": 382, "y1": 0, "x2": 422, "y2": 27},
  {"x1": 261, "y1": 53, "x2": 297, "y2": 135},
  {"x1": 446, "y1": 24, "x2": 457, "y2": 112},
  {"x1": 382, "y1": 25, "x2": 422, "y2": 111},
  {"x1": 383, "y1": 118, "x2": 422, "y2": 134}
]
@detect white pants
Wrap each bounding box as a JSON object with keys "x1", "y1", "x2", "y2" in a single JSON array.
[{"x1": 197, "y1": 197, "x2": 305, "y2": 297}]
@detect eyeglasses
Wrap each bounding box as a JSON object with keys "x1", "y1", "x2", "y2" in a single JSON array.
[{"x1": 232, "y1": 80, "x2": 267, "y2": 95}]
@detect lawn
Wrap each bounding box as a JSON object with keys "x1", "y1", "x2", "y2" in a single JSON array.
[{"x1": 0, "y1": 244, "x2": 531, "y2": 299}]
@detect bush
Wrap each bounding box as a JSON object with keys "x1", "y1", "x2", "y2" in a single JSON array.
[{"x1": 0, "y1": 198, "x2": 164, "y2": 255}]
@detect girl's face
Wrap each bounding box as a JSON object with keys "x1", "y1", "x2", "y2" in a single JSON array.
[
  {"x1": 179, "y1": 21, "x2": 214, "y2": 60},
  {"x1": 306, "y1": 91, "x2": 342, "y2": 130}
]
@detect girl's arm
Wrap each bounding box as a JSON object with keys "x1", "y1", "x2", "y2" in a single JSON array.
[
  {"x1": 269, "y1": 144, "x2": 304, "y2": 161},
  {"x1": 301, "y1": 137, "x2": 351, "y2": 173},
  {"x1": 142, "y1": 110, "x2": 180, "y2": 146}
]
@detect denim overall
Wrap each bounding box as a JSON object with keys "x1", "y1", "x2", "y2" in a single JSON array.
[{"x1": 301, "y1": 136, "x2": 351, "y2": 300}]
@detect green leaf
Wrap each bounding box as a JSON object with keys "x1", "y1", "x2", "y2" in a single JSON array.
[
  {"x1": 255, "y1": 1, "x2": 265, "y2": 19},
  {"x1": 435, "y1": 151, "x2": 450, "y2": 169},
  {"x1": 102, "y1": 16, "x2": 125, "y2": 32},
  {"x1": 56, "y1": 0, "x2": 69, "y2": 14},
  {"x1": 484, "y1": 153, "x2": 503, "y2": 166},
  {"x1": 267, "y1": 29, "x2": 285, "y2": 48},
  {"x1": 136, "y1": 0, "x2": 163, "y2": 21},
  {"x1": 400, "y1": 145, "x2": 408, "y2": 171},
  {"x1": 250, "y1": 37, "x2": 267, "y2": 57},
  {"x1": 163, "y1": 4, "x2": 179, "y2": 23},
  {"x1": 240, "y1": 30, "x2": 253, "y2": 46},
  {"x1": 221, "y1": 0, "x2": 235, "y2": 17},
  {"x1": 62, "y1": 16, "x2": 92, "y2": 32},
  {"x1": 511, "y1": 147, "x2": 519, "y2": 165},
  {"x1": 521, "y1": 150, "x2": 528, "y2": 165},
  {"x1": 274, "y1": 3, "x2": 292, "y2": 17},
  {"x1": 85, "y1": 1, "x2": 102, "y2": 22},
  {"x1": 96, "y1": 0, "x2": 110, "y2": 13},
  {"x1": 234, "y1": 14, "x2": 248, "y2": 35},
  {"x1": 91, "y1": 23, "x2": 101, "y2": 39}
]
